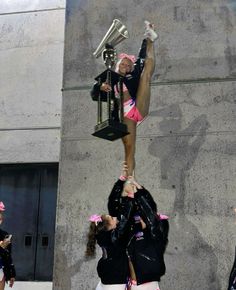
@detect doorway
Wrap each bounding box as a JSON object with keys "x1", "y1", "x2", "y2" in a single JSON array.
[{"x1": 0, "y1": 163, "x2": 58, "y2": 281}]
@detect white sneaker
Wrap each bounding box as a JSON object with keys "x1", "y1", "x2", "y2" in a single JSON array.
[{"x1": 144, "y1": 20, "x2": 158, "y2": 42}]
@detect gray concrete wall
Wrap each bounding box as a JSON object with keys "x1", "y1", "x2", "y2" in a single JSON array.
[
  {"x1": 55, "y1": 0, "x2": 236, "y2": 289},
  {"x1": 0, "y1": 0, "x2": 65, "y2": 163}
]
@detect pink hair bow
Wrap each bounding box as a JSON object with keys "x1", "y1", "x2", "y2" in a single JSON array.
[
  {"x1": 118, "y1": 53, "x2": 136, "y2": 63},
  {"x1": 0, "y1": 202, "x2": 5, "y2": 212},
  {"x1": 158, "y1": 213, "x2": 169, "y2": 220},
  {"x1": 89, "y1": 214, "x2": 102, "y2": 225}
]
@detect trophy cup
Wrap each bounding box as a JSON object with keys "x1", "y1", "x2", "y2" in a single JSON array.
[{"x1": 92, "y1": 19, "x2": 129, "y2": 141}]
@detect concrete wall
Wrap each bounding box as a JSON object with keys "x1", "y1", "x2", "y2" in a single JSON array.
[
  {"x1": 0, "y1": 0, "x2": 65, "y2": 163},
  {"x1": 54, "y1": 0, "x2": 236, "y2": 289}
]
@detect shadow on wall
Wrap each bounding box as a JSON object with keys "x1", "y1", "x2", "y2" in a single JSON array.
[{"x1": 148, "y1": 104, "x2": 220, "y2": 289}]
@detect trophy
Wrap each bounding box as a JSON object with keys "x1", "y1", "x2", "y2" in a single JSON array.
[{"x1": 92, "y1": 19, "x2": 129, "y2": 141}]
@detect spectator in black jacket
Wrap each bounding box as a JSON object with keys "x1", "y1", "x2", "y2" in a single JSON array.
[
  {"x1": 91, "y1": 21, "x2": 158, "y2": 177},
  {"x1": 0, "y1": 202, "x2": 16, "y2": 289},
  {"x1": 228, "y1": 247, "x2": 236, "y2": 290}
]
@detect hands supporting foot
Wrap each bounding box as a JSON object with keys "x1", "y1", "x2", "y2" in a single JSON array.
[
  {"x1": 144, "y1": 20, "x2": 158, "y2": 42},
  {"x1": 121, "y1": 162, "x2": 142, "y2": 198}
]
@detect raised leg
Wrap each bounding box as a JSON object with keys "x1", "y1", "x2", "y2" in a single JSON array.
[
  {"x1": 122, "y1": 117, "x2": 137, "y2": 176},
  {"x1": 136, "y1": 39, "x2": 155, "y2": 118}
]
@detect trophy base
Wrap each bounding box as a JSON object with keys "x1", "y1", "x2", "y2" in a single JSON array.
[{"x1": 92, "y1": 119, "x2": 129, "y2": 141}]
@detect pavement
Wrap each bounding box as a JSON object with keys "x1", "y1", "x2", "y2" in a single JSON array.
[{"x1": 7, "y1": 282, "x2": 52, "y2": 290}]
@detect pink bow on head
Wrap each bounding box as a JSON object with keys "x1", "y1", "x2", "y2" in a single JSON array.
[
  {"x1": 89, "y1": 214, "x2": 102, "y2": 225},
  {"x1": 157, "y1": 213, "x2": 169, "y2": 220},
  {"x1": 118, "y1": 53, "x2": 136, "y2": 63},
  {"x1": 0, "y1": 202, "x2": 5, "y2": 212}
]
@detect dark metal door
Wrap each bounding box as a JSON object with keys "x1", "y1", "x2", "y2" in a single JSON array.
[
  {"x1": 34, "y1": 166, "x2": 58, "y2": 280},
  {"x1": 0, "y1": 164, "x2": 58, "y2": 281}
]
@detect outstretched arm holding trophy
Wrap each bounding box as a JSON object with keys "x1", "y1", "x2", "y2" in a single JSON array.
[{"x1": 91, "y1": 20, "x2": 158, "y2": 178}]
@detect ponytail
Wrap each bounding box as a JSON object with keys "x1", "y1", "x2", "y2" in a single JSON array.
[
  {"x1": 85, "y1": 222, "x2": 97, "y2": 257},
  {"x1": 85, "y1": 215, "x2": 109, "y2": 257}
]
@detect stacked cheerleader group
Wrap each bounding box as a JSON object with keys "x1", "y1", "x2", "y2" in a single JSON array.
[{"x1": 87, "y1": 21, "x2": 169, "y2": 290}]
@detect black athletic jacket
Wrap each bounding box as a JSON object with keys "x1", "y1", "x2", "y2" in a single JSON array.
[
  {"x1": 128, "y1": 190, "x2": 169, "y2": 285},
  {"x1": 228, "y1": 247, "x2": 236, "y2": 290},
  {"x1": 108, "y1": 180, "x2": 169, "y2": 285},
  {"x1": 0, "y1": 229, "x2": 16, "y2": 281},
  {"x1": 108, "y1": 179, "x2": 157, "y2": 218},
  {"x1": 96, "y1": 196, "x2": 133, "y2": 284}
]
